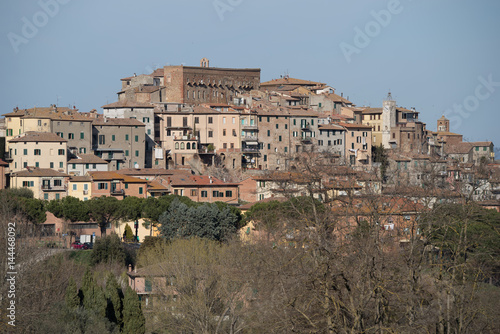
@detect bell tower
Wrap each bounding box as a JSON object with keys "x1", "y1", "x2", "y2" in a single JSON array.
[{"x1": 382, "y1": 92, "x2": 396, "y2": 149}]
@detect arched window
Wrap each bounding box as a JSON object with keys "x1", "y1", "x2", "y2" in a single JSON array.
[
  {"x1": 187, "y1": 143, "x2": 191, "y2": 150},
  {"x1": 175, "y1": 142, "x2": 179, "y2": 149},
  {"x1": 192, "y1": 143, "x2": 196, "y2": 150},
  {"x1": 180, "y1": 142, "x2": 185, "y2": 149}
]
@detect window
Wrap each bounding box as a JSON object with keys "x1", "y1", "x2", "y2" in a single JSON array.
[
  {"x1": 180, "y1": 142, "x2": 185, "y2": 149},
  {"x1": 58, "y1": 149, "x2": 65, "y2": 155},
  {"x1": 232, "y1": 117, "x2": 235, "y2": 124},
  {"x1": 225, "y1": 190, "x2": 232, "y2": 197},
  {"x1": 267, "y1": 144, "x2": 271, "y2": 149},
  {"x1": 285, "y1": 124, "x2": 288, "y2": 129},
  {"x1": 80, "y1": 132, "x2": 84, "y2": 139},
  {"x1": 44, "y1": 193, "x2": 48, "y2": 200},
  {"x1": 208, "y1": 131, "x2": 213, "y2": 138},
  {"x1": 125, "y1": 150, "x2": 129, "y2": 156},
  {"x1": 223, "y1": 143, "x2": 227, "y2": 149},
  {"x1": 276, "y1": 124, "x2": 279, "y2": 129},
  {"x1": 139, "y1": 187, "x2": 143, "y2": 195},
  {"x1": 232, "y1": 129, "x2": 237, "y2": 137},
  {"x1": 223, "y1": 117, "x2": 226, "y2": 124},
  {"x1": 50, "y1": 162, "x2": 54, "y2": 168},
  {"x1": 135, "y1": 135, "x2": 139, "y2": 142},
  {"x1": 125, "y1": 184, "x2": 128, "y2": 189},
  {"x1": 267, "y1": 117, "x2": 270, "y2": 122},
  {"x1": 264, "y1": 155, "x2": 267, "y2": 162},
  {"x1": 201, "y1": 190, "x2": 207, "y2": 197},
  {"x1": 55, "y1": 194, "x2": 60, "y2": 200},
  {"x1": 195, "y1": 117, "x2": 199, "y2": 124},
  {"x1": 213, "y1": 190, "x2": 219, "y2": 198},
  {"x1": 279, "y1": 136, "x2": 282, "y2": 142},
  {"x1": 135, "y1": 150, "x2": 139, "y2": 157},
  {"x1": 284, "y1": 147, "x2": 288, "y2": 153},
  {"x1": 475, "y1": 147, "x2": 479, "y2": 151},
  {"x1": 54, "y1": 179, "x2": 62, "y2": 187},
  {"x1": 208, "y1": 117, "x2": 213, "y2": 124},
  {"x1": 267, "y1": 130, "x2": 270, "y2": 136},
  {"x1": 85, "y1": 164, "x2": 89, "y2": 169},
  {"x1": 175, "y1": 143, "x2": 179, "y2": 149},
  {"x1": 125, "y1": 134, "x2": 129, "y2": 141},
  {"x1": 99, "y1": 135, "x2": 105, "y2": 145},
  {"x1": 293, "y1": 119, "x2": 296, "y2": 125},
  {"x1": 98, "y1": 182, "x2": 108, "y2": 190},
  {"x1": 59, "y1": 162, "x2": 64, "y2": 168},
  {"x1": 68, "y1": 133, "x2": 74, "y2": 139},
  {"x1": 23, "y1": 149, "x2": 27, "y2": 155},
  {"x1": 143, "y1": 117, "x2": 149, "y2": 123},
  {"x1": 223, "y1": 129, "x2": 226, "y2": 136}
]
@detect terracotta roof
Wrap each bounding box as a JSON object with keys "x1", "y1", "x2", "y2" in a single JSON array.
[
  {"x1": 69, "y1": 176, "x2": 92, "y2": 182},
  {"x1": 150, "y1": 68, "x2": 164, "y2": 77},
  {"x1": 361, "y1": 108, "x2": 383, "y2": 114},
  {"x1": 326, "y1": 93, "x2": 353, "y2": 104},
  {"x1": 121, "y1": 175, "x2": 148, "y2": 184},
  {"x1": 93, "y1": 118, "x2": 145, "y2": 126},
  {"x1": 470, "y1": 141, "x2": 493, "y2": 147},
  {"x1": 165, "y1": 174, "x2": 239, "y2": 187},
  {"x1": 445, "y1": 142, "x2": 473, "y2": 155},
  {"x1": 147, "y1": 180, "x2": 170, "y2": 192},
  {"x1": 117, "y1": 168, "x2": 182, "y2": 176},
  {"x1": 101, "y1": 101, "x2": 154, "y2": 109},
  {"x1": 12, "y1": 168, "x2": 69, "y2": 177},
  {"x1": 318, "y1": 124, "x2": 346, "y2": 131},
  {"x1": 87, "y1": 171, "x2": 125, "y2": 180},
  {"x1": 0, "y1": 159, "x2": 9, "y2": 167},
  {"x1": 8, "y1": 132, "x2": 67, "y2": 143},
  {"x1": 336, "y1": 122, "x2": 373, "y2": 130},
  {"x1": 67, "y1": 154, "x2": 108, "y2": 164},
  {"x1": 261, "y1": 77, "x2": 325, "y2": 87}
]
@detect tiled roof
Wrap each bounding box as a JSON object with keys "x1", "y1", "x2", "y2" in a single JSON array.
[
  {"x1": 93, "y1": 118, "x2": 145, "y2": 126},
  {"x1": 87, "y1": 171, "x2": 125, "y2": 180},
  {"x1": 70, "y1": 176, "x2": 92, "y2": 182},
  {"x1": 318, "y1": 124, "x2": 346, "y2": 131},
  {"x1": 325, "y1": 93, "x2": 353, "y2": 104},
  {"x1": 121, "y1": 175, "x2": 148, "y2": 184},
  {"x1": 8, "y1": 132, "x2": 67, "y2": 143},
  {"x1": 101, "y1": 101, "x2": 154, "y2": 109},
  {"x1": 165, "y1": 174, "x2": 239, "y2": 187},
  {"x1": 67, "y1": 154, "x2": 108, "y2": 164},
  {"x1": 470, "y1": 141, "x2": 493, "y2": 147},
  {"x1": 336, "y1": 122, "x2": 373, "y2": 130},
  {"x1": 0, "y1": 159, "x2": 8, "y2": 167},
  {"x1": 361, "y1": 108, "x2": 383, "y2": 114},
  {"x1": 117, "y1": 168, "x2": 182, "y2": 176},
  {"x1": 12, "y1": 168, "x2": 69, "y2": 177},
  {"x1": 445, "y1": 142, "x2": 473, "y2": 154},
  {"x1": 147, "y1": 180, "x2": 170, "y2": 191},
  {"x1": 3, "y1": 106, "x2": 92, "y2": 122},
  {"x1": 261, "y1": 77, "x2": 325, "y2": 87}
]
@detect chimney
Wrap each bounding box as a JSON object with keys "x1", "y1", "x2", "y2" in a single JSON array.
[{"x1": 128, "y1": 264, "x2": 132, "y2": 272}]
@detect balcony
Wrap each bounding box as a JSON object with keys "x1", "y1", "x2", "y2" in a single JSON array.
[
  {"x1": 301, "y1": 124, "x2": 312, "y2": 131},
  {"x1": 242, "y1": 124, "x2": 258, "y2": 131},
  {"x1": 110, "y1": 188, "x2": 125, "y2": 195},
  {"x1": 242, "y1": 147, "x2": 260, "y2": 154},
  {"x1": 83, "y1": 190, "x2": 89, "y2": 195},
  {"x1": 42, "y1": 184, "x2": 66, "y2": 192},
  {"x1": 173, "y1": 135, "x2": 198, "y2": 141},
  {"x1": 242, "y1": 135, "x2": 258, "y2": 142},
  {"x1": 3, "y1": 152, "x2": 13, "y2": 161},
  {"x1": 301, "y1": 137, "x2": 313, "y2": 143}
]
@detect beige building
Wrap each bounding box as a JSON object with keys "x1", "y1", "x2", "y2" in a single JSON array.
[
  {"x1": 339, "y1": 123, "x2": 372, "y2": 168},
  {"x1": 3, "y1": 105, "x2": 93, "y2": 155},
  {"x1": 361, "y1": 108, "x2": 383, "y2": 146},
  {"x1": 8, "y1": 132, "x2": 68, "y2": 173},
  {"x1": 67, "y1": 154, "x2": 109, "y2": 176},
  {"x1": 11, "y1": 168, "x2": 69, "y2": 200},
  {"x1": 68, "y1": 175, "x2": 92, "y2": 201}
]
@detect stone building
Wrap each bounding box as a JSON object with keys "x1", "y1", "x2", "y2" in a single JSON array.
[{"x1": 92, "y1": 118, "x2": 146, "y2": 170}]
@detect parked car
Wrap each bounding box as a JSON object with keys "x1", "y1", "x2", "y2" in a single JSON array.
[
  {"x1": 83, "y1": 242, "x2": 93, "y2": 249},
  {"x1": 70, "y1": 242, "x2": 88, "y2": 250}
]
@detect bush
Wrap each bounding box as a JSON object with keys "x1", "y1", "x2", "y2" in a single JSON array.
[{"x1": 91, "y1": 234, "x2": 126, "y2": 266}]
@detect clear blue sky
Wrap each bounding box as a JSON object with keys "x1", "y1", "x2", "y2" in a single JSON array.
[{"x1": 1, "y1": 0, "x2": 499, "y2": 151}]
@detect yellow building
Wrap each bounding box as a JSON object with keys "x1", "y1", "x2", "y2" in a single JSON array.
[
  {"x1": 7, "y1": 132, "x2": 68, "y2": 172},
  {"x1": 10, "y1": 168, "x2": 69, "y2": 200},
  {"x1": 68, "y1": 175, "x2": 92, "y2": 201},
  {"x1": 361, "y1": 108, "x2": 383, "y2": 146}
]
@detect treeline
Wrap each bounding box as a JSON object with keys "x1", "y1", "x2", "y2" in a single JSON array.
[
  {"x1": 0, "y1": 189, "x2": 243, "y2": 240},
  {"x1": 136, "y1": 198, "x2": 500, "y2": 333}
]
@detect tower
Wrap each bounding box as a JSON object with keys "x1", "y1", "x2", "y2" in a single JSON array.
[
  {"x1": 437, "y1": 115, "x2": 449, "y2": 132},
  {"x1": 382, "y1": 92, "x2": 396, "y2": 149}
]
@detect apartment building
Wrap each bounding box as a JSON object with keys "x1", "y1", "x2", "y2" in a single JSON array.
[
  {"x1": 339, "y1": 123, "x2": 372, "y2": 167},
  {"x1": 11, "y1": 168, "x2": 69, "y2": 200},
  {"x1": 8, "y1": 132, "x2": 68, "y2": 172},
  {"x1": 92, "y1": 118, "x2": 146, "y2": 170},
  {"x1": 67, "y1": 154, "x2": 109, "y2": 176}
]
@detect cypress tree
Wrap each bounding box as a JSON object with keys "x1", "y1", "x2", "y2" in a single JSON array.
[
  {"x1": 105, "y1": 272, "x2": 123, "y2": 326},
  {"x1": 81, "y1": 268, "x2": 107, "y2": 318},
  {"x1": 65, "y1": 277, "x2": 80, "y2": 310},
  {"x1": 122, "y1": 286, "x2": 145, "y2": 334}
]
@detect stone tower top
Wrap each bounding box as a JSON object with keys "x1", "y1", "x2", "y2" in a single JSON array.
[{"x1": 200, "y1": 58, "x2": 209, "y2": 68}]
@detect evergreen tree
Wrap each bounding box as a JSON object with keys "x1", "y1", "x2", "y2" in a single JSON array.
[
  {"x1": 122, "y1": 286, "x2": 145, "y2": 334},
  {"x1": 65, "y1": 277, "x2": 80, "y2": 310},
  {"x1": 124, "y1": 224, "x2": 135, "y2": 242},
  {"x1": 105, "y1": 272, "x2": 123, "y2": 326},
  {"x1": 81, "y1": 268, "x2": 107, "y2": 318}
]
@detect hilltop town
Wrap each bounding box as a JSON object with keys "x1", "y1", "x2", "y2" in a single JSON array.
[
  {"x1": 2, "y1": 59, "x2": 500, "y2": 333},
  {"x1": 1, "y1": 58, "x2": 497, "y2": 219}
]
